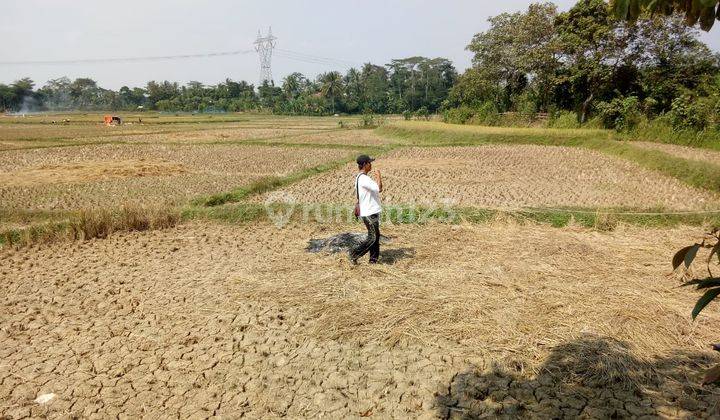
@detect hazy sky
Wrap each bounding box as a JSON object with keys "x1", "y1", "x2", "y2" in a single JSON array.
[{"x1": 2, "y1": 0, "x2": 719, "y2": 89}]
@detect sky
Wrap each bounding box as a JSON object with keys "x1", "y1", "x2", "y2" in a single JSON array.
[{"x1": 1, "y1": 0, "x2": 719, "y2": 90}]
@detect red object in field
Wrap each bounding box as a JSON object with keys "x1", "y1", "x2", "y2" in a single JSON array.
[{"x1": 104, "y1": 115, "x2": 122, "y2": 126}]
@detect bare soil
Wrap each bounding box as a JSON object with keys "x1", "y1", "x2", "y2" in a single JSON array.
[{"x1": 2, "y1": 221, "x2": 719, "y2": 418}]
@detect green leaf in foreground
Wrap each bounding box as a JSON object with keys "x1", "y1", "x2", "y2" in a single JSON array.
[
  {"x1": 673, "y1": 244, "x2": 699, "y2": 270},
  {"x1": 692, "y1": 288, "x2": 720, "y2": 320}
]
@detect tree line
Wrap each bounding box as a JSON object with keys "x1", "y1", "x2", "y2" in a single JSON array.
[
  {"x1": 2, "y1": 0, "x2": 719, "y2": 134},
  {"x1": 445, "y1": 0, "x2": 720, "y2": 132},
  {"x1": 0, "y1": 57, "x2": 457, "y2": 116}
]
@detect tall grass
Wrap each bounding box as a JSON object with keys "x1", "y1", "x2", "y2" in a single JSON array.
[
  {"x1": 0, "y1": 206, "x2": 179, "y2": 248},
  {"x1": 623, "y1": 118, "x2": 720, "y2": 151}
]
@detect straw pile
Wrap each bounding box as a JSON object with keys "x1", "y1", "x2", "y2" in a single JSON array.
[{"x1": 238, "y1": 220, "x2": 719, "y2": 378}]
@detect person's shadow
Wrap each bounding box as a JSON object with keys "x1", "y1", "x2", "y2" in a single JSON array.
[
  {"x1": 379, "y1": 247, "x2": 416, "y2": 265},
  {"x1": 435, "y1": 335, "x2": 719, "y2": 418},
  {"x1": 306, "y1": 233, "x2": 415, "y2": 264}
]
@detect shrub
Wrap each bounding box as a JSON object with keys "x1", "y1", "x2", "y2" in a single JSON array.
[
  {"x1": 402, "y1": 110, "x2": 413, "y2": 121},
  {"x1": 469, "y1": 101, "x2": 500, "y2": 126},
  {"x1": 515, "y1": 92, "x2": 538, "y2": 122},
  {"x1": 359, "y1": 113, "x2": 376, "y2": 129},
  {"x1": 668, "y1": 94, "x2": 714, "y2": 132},
  {"x1": 443, "y1": 106, "x2": 476, "y2": 124},
  {"x1": 595, "y1": 96, "x2": 642, "y2": 132},
  {"x1": 549, "y1": 111, "x2": 580, "y2": 129},
  {"x1": 414, "y1": 106, "x2": 430, "y2": 121}
]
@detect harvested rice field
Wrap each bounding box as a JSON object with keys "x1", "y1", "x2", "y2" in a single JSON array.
[
  {"x1": 0, "y1": 143, "x2": 355, "y2": 211},
  {"x1": 256, "y1": 145, "x2": 720, "y2": 211},
  {"x1": 1, "y1": 221, "x2": 719, "y2": 418},
  {"x1": 3, "y1": 115, "x2": 720, "y2": 419}
]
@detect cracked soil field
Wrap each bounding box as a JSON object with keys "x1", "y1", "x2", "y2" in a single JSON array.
[{"x1": 2, "y1": 221, "x2": 720, "y2": 418}]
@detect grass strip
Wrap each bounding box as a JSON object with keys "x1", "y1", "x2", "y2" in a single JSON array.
[
  {"x1": 191, "y1": 146, "x2": 392, "y2": 207},
  {"x1": 184, "y1": 202, "x2": 720, "y2": 230}
]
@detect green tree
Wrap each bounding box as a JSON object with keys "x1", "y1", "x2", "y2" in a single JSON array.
[
  {"x1": 360, "y1": 64, "x2": 390, "y2": 113},
  {"x1": 465, "y1": 2, "x2": 560, "y2": 112},
  {"x1": 319, "y1": 71, "x2": 344, "y2": 114},
  {"x1": 554, "y1": 0, "x2": 639, "y2": 122},
  {"x1": 343, "y1": 68, "x2": 363, "y2": 113},
  {"x1": 612, "y1": 0, "x2": 720, "y2": 31}
]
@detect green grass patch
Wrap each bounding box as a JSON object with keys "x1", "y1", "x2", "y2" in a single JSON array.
[{"x1": 181, "y1": 201, "x2": 720, "y2": 230}]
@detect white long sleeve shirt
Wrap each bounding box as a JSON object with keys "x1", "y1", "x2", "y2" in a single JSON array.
[{"x1": 355, "y1": 173, "x2": 382, "y2": 217}]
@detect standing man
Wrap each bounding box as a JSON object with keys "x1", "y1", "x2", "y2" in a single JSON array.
[{"x1": 350, "y1": 154, "x2": 383, "y2": 264}]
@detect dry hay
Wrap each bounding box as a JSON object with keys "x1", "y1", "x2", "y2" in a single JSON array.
[
  {"x1": 0, "y1": 144, "x2": 354, "y2": 210},
  {"x1": 0, "y1": 160, "x2": 186, "y2": 187},
  {"x1": 0, "y1": 123, "x2": 157, "y2": 143},
  {"x1": 236, "y1": 221, "x2": 717, "y2": 364},
  {"x1": 633, "y1": 141, "x2": 720, "y2": 167},
  {"x1": 2, "y1": 220, "x2": 719, "y2": 417},
  {"x1": 112, "y1": 127, "x2": 322, "y2": 145},
  {"x1": 255, "y1": 145, "x2": 720, "y2": 211},
  {"x1": 261, "y1": 129, "x2": 394, "y2": 146}
]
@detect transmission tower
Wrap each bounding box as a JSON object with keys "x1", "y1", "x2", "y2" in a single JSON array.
[{"x1": 254, "y1": 27, "x2": 277, "y2": 85}]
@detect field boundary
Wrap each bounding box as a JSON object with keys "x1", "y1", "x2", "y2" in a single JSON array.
[
  {"x1": 183, "y1": 202, "x2": 720, "y2": 230},
  {"x1": 6, "y1": 201, "x2": 720, "y2": 248}
]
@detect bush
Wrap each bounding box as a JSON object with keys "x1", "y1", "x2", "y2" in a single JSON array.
[
  {"x1": 414, "y1": 106, "x2": 430, "y2": 121},
  {"x1": 469, "y1": 101, "x2": 500, "y2": 126},
  {"x1": 443, "y1": 106, "x2": 476, "y2": 124},
  {"x1": 515, "y1": 92, "x2": 538, "y2": 122},
  {"x1": 549, "y1": 111, "x2": 580, "y2": 129},
  {"x1": 402, "y1": 110, "x2": 413, "y2": 121},
  {"x1": 595, "y1": 96, "x2": 642, "y2": 132},
  {"x1": 668, "y1": 94, "x2": 715, "y2": 132},
  {"x1": 358, "y1": 112, "x2": 385, "y2": 129},
  {"x1": 584, "y1": 115, "x2": 604, "y2": 129}
]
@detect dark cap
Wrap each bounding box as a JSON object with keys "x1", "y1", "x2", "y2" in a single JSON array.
[{"x1": 356, "y1": 154, "x2": 375, "y2": 166}]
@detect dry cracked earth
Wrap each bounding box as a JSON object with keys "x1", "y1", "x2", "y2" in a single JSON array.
[{"x1": 2, "y1": 221, "x2": 720, "y2": 419}]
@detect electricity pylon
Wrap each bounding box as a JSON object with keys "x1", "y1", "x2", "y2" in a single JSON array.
[{"x1": 254, "y1": 27, "x2": 277, "y2": 86}]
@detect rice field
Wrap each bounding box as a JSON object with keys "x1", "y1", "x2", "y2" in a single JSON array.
[
  {"x1": 2, "y1": 115, "x2": 720, "y2": 419},
  {"x1": 0, "y1": 143, "x2": 356, "y2": 212},
  {"x1": 255, "y1": 145, "x2": 720, "y2": 211}
]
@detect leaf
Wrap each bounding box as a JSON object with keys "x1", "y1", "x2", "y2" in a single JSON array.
[
  {"x1": 703, "y1": 364, "x2": 720, "y2": 385},
  {"x1": 614, "y1": 0, "x2": 631, "y2": 19},
  {"x1": 685, "y1": 244, "x2": 701, "y2": 269},
  {"x1": 681, "y1": 278, "x2": 720, "y2": 290},
  {"x1": 692, "y1": 288, "x2": 720, "y2": 320},
  {"x1": 710, "y1": 242, "x2": 720, "y2": 264},
  {"x1": 700, "y1": 0, "x2": 718, "y2": 7},
  {"x1": 699, "y1": 5, "x2": 716, "y2": 30},
  {"x1": 673, "y1": 245, "x2": 699, "y2": 270}
]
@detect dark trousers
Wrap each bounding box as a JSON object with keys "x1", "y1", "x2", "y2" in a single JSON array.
[{"x1": 351, "y1": 213, "x2": 380, "y2": 262}]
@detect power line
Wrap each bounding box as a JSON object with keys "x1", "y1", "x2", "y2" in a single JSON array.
[
  {"x1": 0, "y1": 50, "x2": 256, "y2": 66},
  {"x1": 276, "y1": 48, "x2": 361, "y2": 67},
  {"x1": 0, "y1": 48, "x2": 363, "y2": 71}
]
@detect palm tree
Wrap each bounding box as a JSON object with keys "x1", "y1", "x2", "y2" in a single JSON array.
[
  {"x1": 282, "y1": 72, "x2": 305, "y2": 100},
  {"x1": 319, "y1": 71, "x2": 344, "y2": 114}
]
